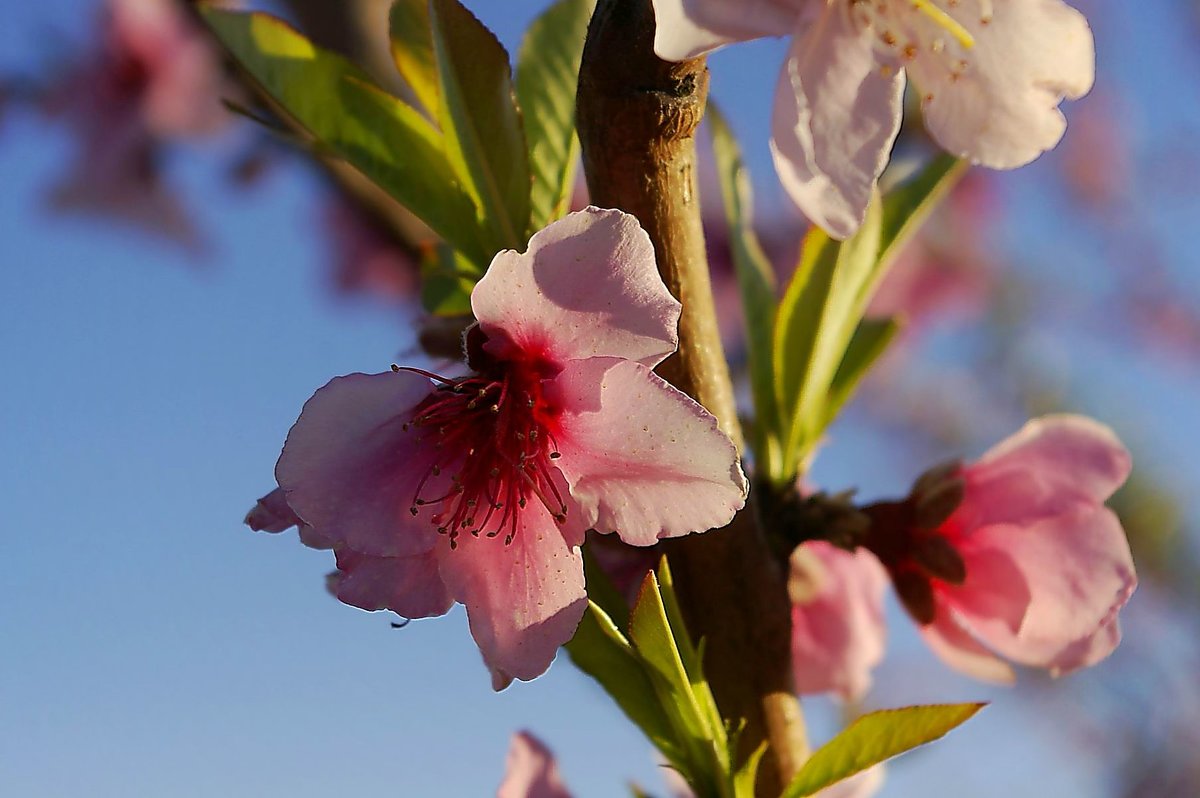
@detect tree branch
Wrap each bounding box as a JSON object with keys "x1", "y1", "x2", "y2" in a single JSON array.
[{"x1": 577, "y1": 2, "x2": 807, "y2": 793}]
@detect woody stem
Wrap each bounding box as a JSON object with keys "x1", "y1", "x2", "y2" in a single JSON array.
[{"x1": 577, "y1": 1, "x2": 809, "y2": 793}]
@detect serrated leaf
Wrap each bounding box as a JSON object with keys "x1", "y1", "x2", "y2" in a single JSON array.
[
  {"x1": 781, "y1": 704, "x2": 985, "y2": 798},
  {"x1": 428, "y1": 0, "x2": 530, "y2": 252},
  {"x1": 202, "y1": 10, "x2": 489, "y2": 268},
  {"x1": 708, "y1": 105, "x2": 780, "y2": 473},
  {"x1": 388, "y1": 0, "x2": 439, "y2": 116},
  {"x1": 822, "y1": 316, "x2": 901, "y2": 427},
  {"x1": 516, "y1": 0, "x2": 595, "y2": 230},
  {"x1": 565, "y1": 601, "x2": 681, "y2": 762}
]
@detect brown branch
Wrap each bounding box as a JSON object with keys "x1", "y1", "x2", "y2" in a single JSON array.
[{"x1": 577, "y1": 2, "x2": 807, "y2": 794}]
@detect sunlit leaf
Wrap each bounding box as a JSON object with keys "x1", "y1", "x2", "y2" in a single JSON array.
[
  {"x1": 516, "y1": 0, "x2": 596, "y2": 230},
  {"x1": 428, "y1": 0, "x2": 531, "y2": 251},
  {"x1": 202, "y1": 10, "x2": 489, "y2": 268},
  {"x1": 388, "y1": 0, "x2": 439, "y2": 116},
  {"x1": 781, "y1": 704, "x2": 985, "y2": 798},
  {"x1": 823, "y1": 316, "x2": 901, "y2": 427}
]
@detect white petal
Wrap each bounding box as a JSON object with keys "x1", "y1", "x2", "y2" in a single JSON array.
[{"x1": 770, "y1": 6, "x2": 904, "y2": 239}]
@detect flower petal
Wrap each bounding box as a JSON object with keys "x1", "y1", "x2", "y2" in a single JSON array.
[
  {"x1": 919, "y1": 608, "x2": 1015, "y2": 684},
  {"x1": 331, "y1": 548, "x2": 455, "y2": 620},
  {"x1": 789, "y1": 542, "x2": 888, "y2": 701},
  {"x1": 548, "y1": 358, "x2": 747, "y2": 547},
  {"x1": 275, "y1": 372, "x2": 442, "y2": 557},
  {"x1": 956, "y1": 414, "x2": 1132, "y2": 528},
  {"x1": 953, "y1": 505, "x2": 1135, "y2": 674},
  {"x1": 908, "y1": 0, "x2": 1094, "y2": 168},
  {"x1": 651, "y1": 0, "x2": 799, "y2": 61},
  {"x1": 496, "y1": 731, "x2": 572, "y2": 798},
  {"x1": 472, "y1": 208, "x2": 681, "y2": 369},
  {"x1": 769, "y1": 6, "x2": 904, "y2": 239},
  {"x1": 437, "y1": 504, "x2": 587, "y2": 686}
]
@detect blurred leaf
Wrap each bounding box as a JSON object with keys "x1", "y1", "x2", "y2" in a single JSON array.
[
  {"x1": 428, "y1": 0, "x2": 531, "y2": 251},
  {"x1": 773, "y1": 198, "x2": 883, "y2": 477},
  {"x1": 581, "y1": 542, "x2": 632, "y2": 635},
  {"x1": 823, "y1": 316, "x2": 901, "y2": 427},
  {"x1": 516, "y1": 0, "x2": 596, "y2": 230},
  {"x1": 419, "y1": 243, "x2": 476, "y2": 315},
  {"x1": 388, "y1": 0, "x2": 439, "y2": 116},
  {"x1": 732, "y1": 741, "x2": 768, "y2": 798},
  {"x1": 709, "y1": 105, "x2": 780, "y2": 473},
  {"x1": 202, "y1": 11, "x2": 489, "y2": 268},
  {"x1": 879, "y1": 154, "x2": 965, "y2": 270},
  {"x1": 781, "y1": 704, "x2": 985, "y2": 798},
  {"x1": 771, "y1": 155, "x2": 966, "y2": 482},
  {"x1": 564, "y1": 601, "x2": 681, "y2": 762}
]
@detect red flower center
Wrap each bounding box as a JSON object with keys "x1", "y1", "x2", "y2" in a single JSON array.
[{"x1": 399, "y1": 359, "x2": 567, "y2": 549}]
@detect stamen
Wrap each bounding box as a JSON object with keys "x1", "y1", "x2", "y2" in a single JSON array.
[{"x1": 910, "y1": 0, "x2": 975, "y2": 49}]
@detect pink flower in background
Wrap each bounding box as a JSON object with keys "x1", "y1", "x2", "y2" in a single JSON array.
[
  {"x1": 652, "y1": 0, "x2": 1094, "y2": 238},
  {"x1": 267, "y1": 208, "x2": 747, "y2": 686},
  {"x1": 42, "y1": 0, "x2": 230, "y2": 243},
  {"x1": 321, "y1": 198, "x2": 422, "y2": 302},
  {"x1": 789, "y1": 541, "x2": 888, "y2": 701},
  {"x1": 497, "y1": 732, "x2": 571, "y2": 798},
  {"x1": 865, "y1": 415, "x2": 1137, "y2": 682}
]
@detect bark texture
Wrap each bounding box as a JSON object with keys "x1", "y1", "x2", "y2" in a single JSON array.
[{"x1": 577, "y1": 2, "x2": 808, "y2": 793}]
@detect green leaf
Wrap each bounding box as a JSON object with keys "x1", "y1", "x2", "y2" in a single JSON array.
[
  {"x1": 628, "y1": 571, "x2": 714, "y2": 746},
  {"x1": 388, "y1": 0, "x2": 439, "y2": 117},
  {"x1": 656, "y1": 558, "x2": 722, "y2": 737},
  {"x1": 419, "y1": 243, "x2": 477, "y2": 315},
  {"x1": 564, "y1": 601, "x2": 680, "y2": 761},
  {"x1": 428, "y1": 0, "x2": 531, "y2": 251},
  {"x1": 515, "y1": 0, "x2": 596, "y2": 230},
  {"x1": 773, "y1": 198, "x2": 883, "y2": 476},
  {"x1": 822, "y1": 316, "x2": 901, "y2": 428},
  {"x1": 708, "y1": 105, "x2": 780, "y2": 473},
  {"x1": 781, "y1": 704, "x2": 985, "y2": 798},
  {"x1": 202, "y1": 10, "x2": 489, "y2": 268},
  {"x1": 732, "y1": 741, "x2": 768, "y2": 798},
  {"x1": 769, "y1": 154, "x2": 967, "y2": 483},
  {"x1": 879, "y1": 154, "x2": 966, "y2": 270},
  {"x1": 581, "y1": 543, "x2": 632, "y2": 635}
]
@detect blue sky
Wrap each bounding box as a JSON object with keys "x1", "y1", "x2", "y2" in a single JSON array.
[{"x1": 2, "y1": 1, "x2": 1198, "y2": 796}]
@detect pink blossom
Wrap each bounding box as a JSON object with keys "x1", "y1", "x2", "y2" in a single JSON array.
[
  {"x1": 865, "y1": 414, "x2": 1136, "y2": 682},
  {"x1": 269, "y1": 208, "x2": 747, "y2": 686},
  {"x1": 789, "y1": 541, "x2": 888, "y2": 701},
  {"x1": 321, "y1": 198, "x2": 422, "y2": 302},
  {"x1": 42, "y1": 0, "x2": 229, "y2": 243},
  {"x1": 652, "y1": 0, "x2": 1094, "y2": 237},
  {"x1": 497, "y1": 732, "x2": 571, "y2": 798}
]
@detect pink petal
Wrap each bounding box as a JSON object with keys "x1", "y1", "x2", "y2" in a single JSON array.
[
  {"x1": 437, "y1": 504, "x2": 587, "y2": 686},
  {"x1": 331, "y1": 548, "x2": 455, "y2": 620},
  {"x1": 651, "y1": 0, "x2": 798, "y2": 61},
  {"x1": 275, "y1": 372, "x2": 442, "y2": 557},
  {"x1": 919, "y1": 609, "x2": 1015, "y2": 684},
  {"x1": 547, "y1": 358, "x2": 747, "y2": 547},
  {"x1": 952, "y1": 506, "x2": 1135, "y2": 674},
  {"x1": 937, "y1": 540, "x2": 1031, "y2": 636},
  {"x1": 472, "y1": 208, "x2": 681, "y2": 369},
  {"x1": 789, "y1": 542, "x2": 888, "y2": 702},
  {"x1": 245, "y1": 486, "x2": 338, "y2": 550},
  {"x1": 496, "y1": 731, "x2": 572, "y2": 798},
  {"x1": 956, "y1": 414, "x2": 1132, "y2": 528},
  {"x1": 908, "y1": 0, "x2": 1094, "y2": 169},
  {"x1": 769, "y1": 5, "x2": 904, "y2": 239}
]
